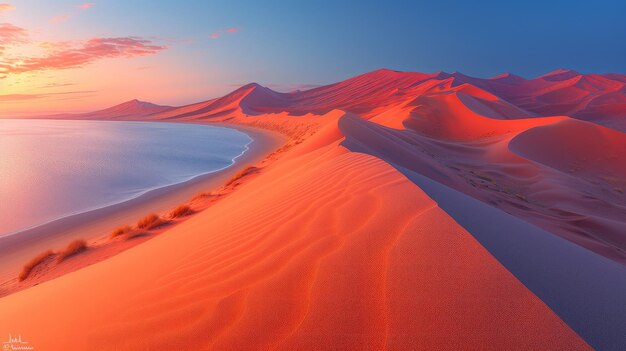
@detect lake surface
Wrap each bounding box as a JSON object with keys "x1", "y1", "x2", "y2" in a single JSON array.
[{"x1": 0, "y1": 119, "x2": 252, "y2": 236}]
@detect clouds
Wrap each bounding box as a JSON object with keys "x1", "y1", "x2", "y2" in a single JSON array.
[
  {"x1": 1, "y1": 36, "x2": 166, "y2": 77},
  {"x1": 49, "y1": 2, "x2": 95, "y2": 25},
  {"x1": 0, "y1": 3, "x2": 14, "y2": 12},
  {"x1": 50, "y1": 14, "x2": 71, "y2": 24},
  {"x1": 0, "y1": 22, "x2": 29, "y2": 77},
  {"x1": 0, "y1": 23, "x2": 28, "y2": 50},
  {"x1": 210, "y1": 27, "x2": 240, "y2": 40},
  {"x1": 78, "y1": 3, "x2": 95, "y2": 10},
  {"x1": 0, "y1": 1, "x2": 166, "y2": 79}
]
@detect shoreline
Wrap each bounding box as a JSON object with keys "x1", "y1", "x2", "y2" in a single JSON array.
[
  {"x1": 0, "y1": 121, "x2": 255, "y2": 239},
  {"x1": 0, "y1": 121, "x2": 286, "y2": 283}
]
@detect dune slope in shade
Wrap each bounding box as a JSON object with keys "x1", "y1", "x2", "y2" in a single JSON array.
[
  {"x1": 338, "y1": 111, "x2": 626, "y2": 263},
  {"x1": 509, "y1": 118, "x2": 626, "y2": 181},
  {"x1": 0, "y1": 147, "x2": 588, "y2": 350}
]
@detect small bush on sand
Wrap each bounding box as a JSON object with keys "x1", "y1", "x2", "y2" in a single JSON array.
[
  {"x1": 137, "y1": 214, "x2": 165, "y2": 230},
  {"x1": 225, "y1": 166, "x2": 260, "y2": 187},
  {"x1": 191, "y1": 192, "x2": 212, "y2": 201},
  {"x1": 170, "y1": 204, "x2": 193, "y2": 219},
  {"x1": 19, "y1": 250, "x2": 55, "y2": 281},
  {"x1": 57, "y1": 239, "x2": 88, "y2": 263},
  {"x1": 110, "y1": 225, "x2": 132, "y2": 239}
]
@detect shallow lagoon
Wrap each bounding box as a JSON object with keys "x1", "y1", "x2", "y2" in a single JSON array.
[{"x1": 0, "y1": 119, "x2": 251, "y2": 236}]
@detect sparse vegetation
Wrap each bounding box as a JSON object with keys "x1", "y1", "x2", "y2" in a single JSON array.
[
  {"x1": 137, "y1": 213, "x2": 166, "y2": 230},
  {"x1": 19, "y1": 250, "x2": 55, "y2": 281},
  {"x1": 57, "y1": 239, "x2": 88, "y2": 263},
  {"x1": 225, "y1": 166, "x2": 260, "y2": 187},
  {"x1": 191, "y1": 192, "x2": 211, "y2": 201},
  {"x1": 170, "y1": 204, "x2": 193, "y2": 218},
  {"x1": 110, "y1": 225, "x2": 132, "y2": 239}
]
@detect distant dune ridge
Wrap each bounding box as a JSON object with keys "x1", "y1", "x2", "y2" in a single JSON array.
[
  {"x1": 1, "y1": 68, "x2": 625, "y2": 350},
  {"x1": 34, "y1": 99, "x2": 172, "y2": 120},
  {"x1": 36, "y1": 68, "x2": 626, "y2": 131}
]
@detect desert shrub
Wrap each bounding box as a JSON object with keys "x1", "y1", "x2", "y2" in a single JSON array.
[
  {"x1": 170, "y1": 204, "x2": 194, "y2": 218},
  {"x1": 137, "y1": 214, "x2": 165, "y2": 230},
  {"x1": 110, "y1": 225, "x2": 132, "y2": 239},
  {"x1": 19, "y1": 250, "x2": 55, "y2": 281},
  {"x1": 225, "y1": 166, "x2": 260, "y2": 187},
  {"x1": 57, "y1": 239, "x2": 88, "y2": 262},
  {"x1": 191, "y1": 192, "x2": 213, "y2": 201}
]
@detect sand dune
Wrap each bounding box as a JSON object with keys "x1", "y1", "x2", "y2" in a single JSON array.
[
  {"x1": 22, "y1": 99, "x2": 173, "y2": 120},
  {"x1": 447, "y1": 70, "x2": 626, "y2": 130},
  {"x1": 0, "y1": 133, "x2": 589, "y2": 350},
  {"x1": 509, "y1": 118, "x2": 626, "y2": 182},
  {"x1": 2, "y1": 68, "x2": 624, "y2": 349}
]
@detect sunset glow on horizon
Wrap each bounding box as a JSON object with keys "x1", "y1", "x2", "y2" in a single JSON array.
[{"x1": 1, "y1": 0, "x2": 625, "y2": 116}]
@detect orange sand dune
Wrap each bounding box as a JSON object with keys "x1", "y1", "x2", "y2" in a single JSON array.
[
  {"x1": 15, "y1": 68, "x2": 626, "y2": 264},
  {"x1": 403, "y1": 92, "x2": 554, "y2": 140},
  {"x1": 4, "y1": 68, "x2": 624, "y2": 349},
  {"x1": 509, "y1": 118, "x2": 626, "y2": 182},
  {"x1": 76, "y1": 68, "x2": 624, "y2": 262},
  {"x1": 449, "y1": 69, "x2": 626, "y2": 129},
  {"x1": 0, "y1": 134, "x2": 589, "y2": 350}
]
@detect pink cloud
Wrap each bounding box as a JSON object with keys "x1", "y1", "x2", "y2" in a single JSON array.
[
  {"x1": 0, "y1": 3, "x2": 15, "y2": 12},
  {"x1": 210, "y1": 27, "x2": 239, "y2": 40},
  {"x1": 0, "y1": 23, "x2": 29, "y2": 49},
  {"x1": 78, "y1": 3, "x2": 95, "y2": 10},
  {"x1": 0, "y1": 23, "x2": 29, "y2": 77},
  {"x1": 50, "y1": 14, "x2": 71, "y2": 24},
  {"x1": 1, "y1": 37, "x2": 166, "y2": 76}
]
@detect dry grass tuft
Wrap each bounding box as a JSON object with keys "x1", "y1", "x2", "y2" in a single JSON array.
[
  {"x1": 170, "y1": 204, "x2": 194, "y2": 219},
  {"x1": 19, "y1": 250, "x2": 55, "y2": 281},
  {"x1": 225, "y1": 166, "x2": 260, "y2": 187},
  {"x1": 57, "y1": 239, "x2": 88, "y2": 263},
  {"x1": 110, "y1": 225, "x2": 132, "y2": 239},
  {"x1": 137, "y1": 213, "x2": 166, "y2": 230},
  {"x1": 191, "y1": 191, "x2": 212, "y2": 201}
]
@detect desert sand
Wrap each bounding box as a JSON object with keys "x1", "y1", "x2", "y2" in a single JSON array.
[{"x1": 1, "y1": 68, "x2": 625, "y2": 350}]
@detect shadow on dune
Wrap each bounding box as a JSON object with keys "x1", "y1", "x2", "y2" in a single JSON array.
[{"x1": 339, "y1": 114, "x2": 626, "y2": 351}]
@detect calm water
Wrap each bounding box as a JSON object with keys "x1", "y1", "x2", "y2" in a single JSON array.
[{"x1": 0, "y1": 119, "x2": 252, "y2": 236}]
